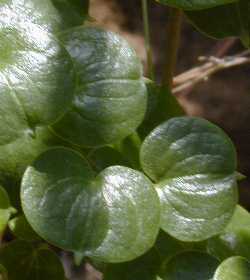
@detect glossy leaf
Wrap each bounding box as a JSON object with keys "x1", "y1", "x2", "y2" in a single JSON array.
[
  {"x1": 0, "y1": 186, "x2": 14, "y2": 235},
  {"x1": 156, "y1": 0, "x2": 237, "y2": 11},
  {"x1": 208, "y1": 206, "x2": 250, "y2": 260},
  {"x1": 0, "y1": 0, "x2": 75, "y2": 184},
  {"x1": 52, "y1": 26, "x2": 147, "y2": 147},
  {"x1": 21, "y1": 147, "x2": 160, "y2": 263},
  {"x1": 140, "y1": 117, "x2": 238, "y2": 241},
  {"x1": 214, "y1": 256, "x2": 250, "y2": 280},
  {"x1": 161, "y1": 251, "x2": 219, "y2": 280},
  {"x1": 8, "y1": 215, "x2": 40, "y2": 242},
  {"x1": 187, "y1": 0, "x2": 250, "y2": 47},
  {"x1": 0, "y1": 240, "x2": 65, "y2": 280},
  {"x1": 51, "y1": 0, "x2": 89, "y2": 28}
]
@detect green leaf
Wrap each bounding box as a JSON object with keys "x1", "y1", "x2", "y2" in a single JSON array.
[
  {"x1": 208, "y1": 206, "x2": 250, "y2": 260},
  {"x1": 52, "y1": 26, "x2": 147, "y2": 147},
  {"x1": 140, "y1": 117, "x2": 238, "y2": 241},
  {"x1": 138, "y1": 83, "x2": 184, "y2": 139},
  {"x1": 156, "y1": 0, "x2": 237, "y2": 11},
  {"x1": 0, "y1": 0, "x2": 75, "y2": 184},
  {"x1": 0, "y1": 264, "x2": 8, "y2": 280},
  {"x1": 51, "y1": 0, "x2": 89, "y2": 28},
  {"x1": 186, "y1": 0, "x2": 250, "y2": 47},
  {"x1": 8, "y1": 215, "x2": 41, "y2": 242},
  {"x1": 0, "y1": 240, "x2": 65, "y2": 280},
  {"x1": 213, "y1": 256, "x2": 250, "y2": 280},
  {"x1": 161, "y1": 251, "x2": 219, "y2": 279},
  {"x1": 21, "y1": 147, "x2": 160, "y2": 263},
  {"x1": 0, "y1": 186, "x2": 15, "y2": 235}
]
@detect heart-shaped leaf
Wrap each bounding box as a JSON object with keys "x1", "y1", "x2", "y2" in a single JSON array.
[
  {"x1": 51, "y1": 26, "x2": 147, "y2": 147},
  {"x1": 213, "y1": 256, "x2": 250, "y2": 280},
  {"x1": 186, "y1": 0, "x2": 250, "y2": 47},
  {"x1": 161, "y1": 251, "x2": 219, "y2": 280},
  {"x1": 51, "y1": 0, "x2": 89, "y2": 28},
  {"x1": 156, "y1": 0, "x2": 237, "y2": 11},
  {"x1": 0, "y1": 0, "x2": 75, "y2": 184},
  {"x1": 140, "y1": 117, "x2": 238, "y2": 241},
  {"x1": 21, "y1": 147, "x2": 160, "y2": 263},
  {"x1": 208, "y1": 206, "x2": 250, "y2": 260},
  {"x1": 0, "y1": 240, "x2": 65, "y2": 280}
]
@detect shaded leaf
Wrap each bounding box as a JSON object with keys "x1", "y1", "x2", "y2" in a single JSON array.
[
  {"x1": 8, "y1": 215, "x2": 41, "y2": 242},
  {"x1": 0, "y1": 264, "x2": 8, "y2": 280},
  {"x1": 52, "y1": 26, "x2": 147, "y2": 147},
  {"x1": 156, "y1": 0, "x2": 237, "y2": 11},
  {"x1": 21, "y1": 147, "x2": 160, "y2": 263},
  {"x1": 187, "y1": 0, "x2": 250, "y2": 47},
  {"x1": 0, "y1": 240, "x2": 65, "y2": 280},
  {"x1": 161, "y1": 251, "x2": 219, "y2": 279},
  {"x1": 140, "y1": 117, "x2": 238, "y2": 241}
]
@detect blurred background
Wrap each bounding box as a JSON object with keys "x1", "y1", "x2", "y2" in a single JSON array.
[{"x1": 67, "y1": 0, "x2": 250, "y2": 278}]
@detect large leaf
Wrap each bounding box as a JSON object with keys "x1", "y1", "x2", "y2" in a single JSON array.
[
  {"x1": 213, "y1": 256, "x2": 250, "y2": 280},
  {"x1": 0, "y1": 240, "x2": 65, "y2": 280},
  {"x1": 161, "y1": 251, "x2": 219, "y2": 280},
  {"x1": 52, "y1": 26, "x2": 147, "y2": 147},
  {"x1": 156, "y1": 0, "x2": 237, "y2": 11},
  {"x1": 51, "y1": 0, "x2": 89, "y2": 28},
  {"x1": 208, "y1": 206, "x2": 250, "y2": 260},
  {"x1": 0, "y1": 186, "x2": 15, "y2": 235},
  {"x1": 140, "y1": 117, "x2": 238, "y2": 241},
  {"x1": 187, "y1": 0, "x2": 250, "y2": 47},
  {"x1": 0, "y1": 0, "x2": 75, "y2": 184},
  {"x1": 21, "y1": 147, "x2": 160, "y2": 263}
]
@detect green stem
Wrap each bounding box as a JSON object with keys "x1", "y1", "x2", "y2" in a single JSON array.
[
  {"x1": 142, "y1": 0, "x2": 154, "y2": 80},
  {"x1": 162, "y1": 8, "x2": 182, "y2": 88}
]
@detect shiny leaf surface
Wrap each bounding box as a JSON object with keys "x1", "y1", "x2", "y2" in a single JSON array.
[
  {"x1": 21, "y1": 148, "x2": 160, "y2": 262},
  {"x1": 52, "y1": 26, "x2": 147, "y2": 147},
  {"x1": 140, "y1": 117, "x2": 238, "y2": 241}
]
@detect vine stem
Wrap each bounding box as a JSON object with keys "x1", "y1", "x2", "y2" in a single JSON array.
[
  {"x1": 142, "y1": 0, "x2": 154, "y2": 80},
  {"x1": 162, "y1": 7, "x2": 182, "y2": 88}
]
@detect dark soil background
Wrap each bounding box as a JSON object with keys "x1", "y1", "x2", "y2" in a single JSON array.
[{"x1": 68, "y1": 0, "x2": 250, "y2": 278}]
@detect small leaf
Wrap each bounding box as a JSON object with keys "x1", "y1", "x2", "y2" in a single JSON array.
[
  {"x1": 21, "y1": 147, "x2": 160, "y2": 263},
  {"x1": 140, "y1": 117, "x2": 238, "y2": 241},
  {"x1": 0, "y1": 240, "x2": 65, "y2": 280},
  {"x1": 213, "y1": 256, "x2": 250, "y2": 280},
  {"x1": 52, "y1": 26, "x2": 147, "y2": 147},
  {"x1": 161, "y1": 251, "x2": 219, "y2": 280},
  {"x1": 156, "y1": 0, "x2": 237, "y2": 11},
  {"x1": 186, "y1": 0, "x2": 250, "y2": 47},
  {"x1": 8, "y1": 215, "x2": 41, "y2": 242}
]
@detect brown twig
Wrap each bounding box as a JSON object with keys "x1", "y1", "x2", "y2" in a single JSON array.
[{"x1": 173, "y1": 50, "x2": 250, "y2": 95}]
